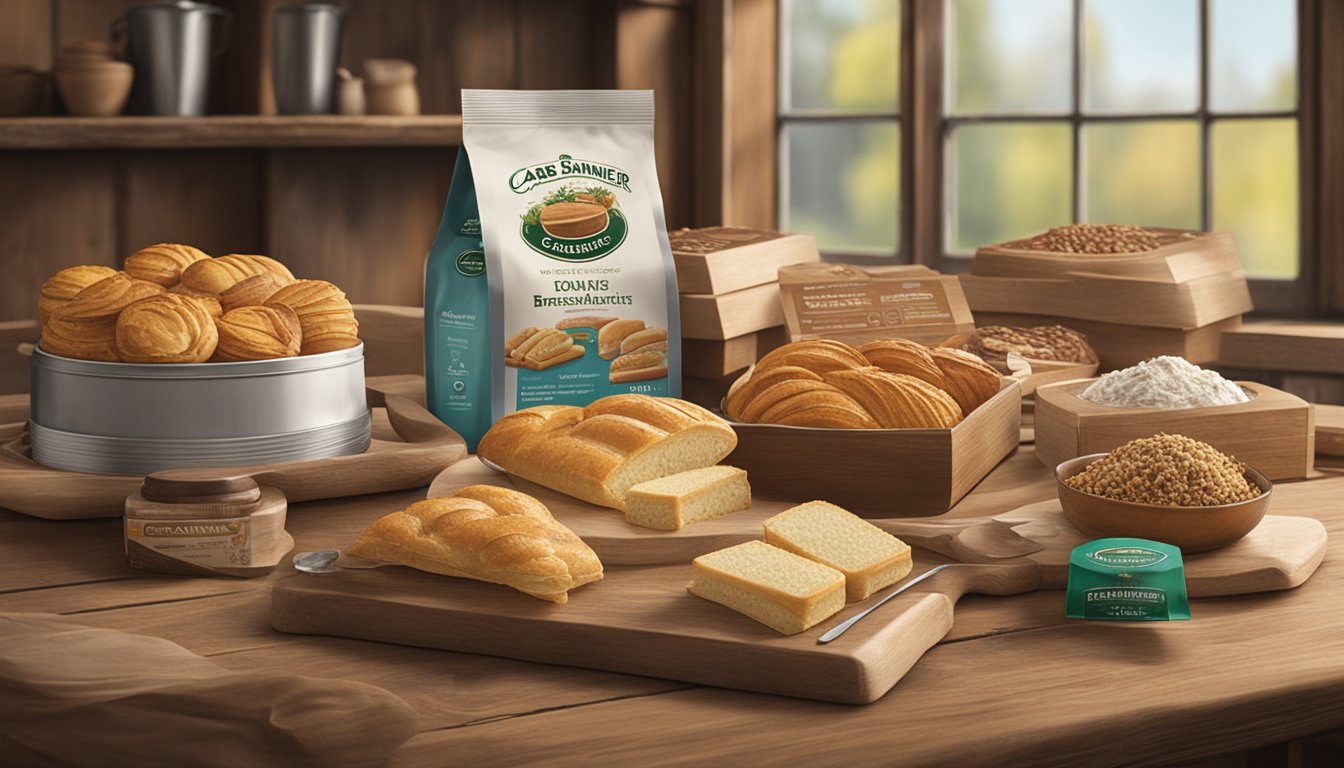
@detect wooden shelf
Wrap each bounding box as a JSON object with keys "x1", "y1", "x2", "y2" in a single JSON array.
[{"x1": 0, "y1": 115, "x2": 463, "y2": 149}]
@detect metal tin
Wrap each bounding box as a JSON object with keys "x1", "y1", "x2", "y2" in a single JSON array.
[{"x1": 30, "y1": 344, "x2": 370, "y2": 475}]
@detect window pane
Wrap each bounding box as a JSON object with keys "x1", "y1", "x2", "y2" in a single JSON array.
[
  {"x1": 1082, "y1": 121, "x2": 1200, "y2": 228},
  {"x1": 947, "y1": 0, "x2": 1072, "y2": 115},
  {"x1": 1083, "y1": 0, "x2": 1199, "y2": 114},
  {"x1": 782, "y1": 121, "x2": 899, "y2": 253},
  {"x1": 1212, "y1": 119, "x2": 1298, "y2": 279},
  {"x1": 782, "y1": 0, "x2": 900, "y2": 112},
  {"x1": 948, "y1": 122, "x2": 1072, "y2": 251},
  {"x1": 1210, "y1": 0, "x2": 1296, "y2": 113}
]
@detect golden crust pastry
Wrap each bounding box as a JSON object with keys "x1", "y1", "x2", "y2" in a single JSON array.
[
  {"x1": 38, "y1": 265, "x2": 119, "y2": 325},
  {"x1": 41, "y1": 273, "x2": 165, "y2": 361},
  {"x1": 723, "y1": 365, "x2": 822, "y2": 420},
  {"x1": 963, "y1": 325, "x2": 1096, "y2": 374},
  {"x1": 188, "y1": 295, "x2": 223, "y2": 319},
  {"x1": 347, "y1": 485, "x2": 603, "y2": 604},
  {"x1": 857, "y1": 339, "x2": 946, "y2": 388},
  {"x1": 213, "y1": 303, "x2": 303, "y2": 361},
  {"x1": 115, "y1": 293, "x2": 219, "y2": 363},
  {"x1": 265, "y1": 279, "x2": 360, "y2": 355},
  {"x1": 180, "y1": 254, "x2": 295, "y2": 295},
  {"x1": 123, "y1": 243, "x2": 210, "y2": 286},
  {"x1": 824, "y1": 368, "x2": 962, "y2": 428},
  {"x1": 754, "y1": 339, "x2": 869, "y2": 375},
  {"x1": 929, "y1": 347, "x2": 1002, "y2": 415},
  {"x1": 219, "y1": 272, "x2": 286, "y2": 313}
]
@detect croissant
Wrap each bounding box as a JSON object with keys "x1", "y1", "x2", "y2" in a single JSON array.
[
  {"x1": 115, "y1": 293, "x2": 219, "y2": 363},
  {"x1": 41, "y1": 274, "x2": 165, "y2": 361},
  {"x1": 213, "y1": 304, "x2": 303, "y2": 361},
  {"x1": 347, "y1": 485, "x2": 603, "y2": 603},
  {"x1": 124, "y1": 243, "x2": 210, "y2": 286},
  {"x1": 38, "y1": 265, "x2": 118, "y2": 326},
  {"x1": 266, "y1": 279, "x2": 361, "y2": 355}
]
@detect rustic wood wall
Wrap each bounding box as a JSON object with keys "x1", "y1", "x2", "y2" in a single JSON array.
[{"x1": 0, "y1": 0, "x2": 705, "y2": 324}]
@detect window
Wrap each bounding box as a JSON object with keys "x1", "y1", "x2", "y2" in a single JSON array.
[
  {"x1": 777, "y1": 0, "x2": 902, "y2": 259},
  {"x1": 945, "y1": 0, "x2": 1300, "y2": 282}
]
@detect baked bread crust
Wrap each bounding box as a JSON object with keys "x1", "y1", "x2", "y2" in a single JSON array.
[
  {"x1": 41, "y1": 274, "x2": 165, "y2": 361},
  {"x1": 929, "y1": 347, "x2": 1002, "y2": 415},
  {"x1": 38, "y1": 265, "x2": 120, "y2": 326},
  {"x1": 347, "y1": 484, "x2": 603, "y2": 604},
  {"x1": 124, "y1": 243, "x2": 210, "y2": 286},
  {"x1": 266, "y1": 279, "x2": 360, "y2": 355},
  {"x1": 754, "y1": 339, "x2": 870, "y2": 375},
  {"x1": 213, "y1": 303, "x2": 303, "y2": 361},
  {"x1": 219, "y1": 273, "x2": 287, "y2": 313},
  {"x1": 857, "y1": 339, "x2": 946, "y2": 388},
  {"x1": 115, "y1": 293, "x2": 219, "y2": 363},
  {"x1": 478, "y1": 394, "x2": 738, "y2": 510},
  {"x1": 963, "y1": 325, "x2": 1096, "y2": 374}
]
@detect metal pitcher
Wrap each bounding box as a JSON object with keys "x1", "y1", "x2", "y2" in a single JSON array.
[
  {"x1": 115, "y1": 1, "x2": 231, "y2": 116},
  {"x1": 272, "y1": 3, "x2": 346, "y2": 115}
]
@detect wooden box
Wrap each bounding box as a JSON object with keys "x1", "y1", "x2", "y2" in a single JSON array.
[
  {"x1": 778, "y1": 263, "x2": 975, "y2": 346},
  {"x1": 972, "y1": 312, "x2": 1241, "y2": 371},
  {"x1": 1034, "y1": 379, "x2": 1314, "y2": 480},
  {"x1": 681, "y1": 370, "x2": 742, "y2": 411},
  {"x1": 971, "y1": 229, "x2": 1241, "y2": 284},
  {"x1": 682, "y1": 326, "x2": 789, "y2": 378},
  {"x1": 679, "y1": 283, "x2": 784, "y2": 340},
  {"x1": 723, "y1": 379, "x2": 1022, "y2": 517},
  {"x1": 670, "y1": 227, "x2": 819, "y2": 295},
  {"x1": 1011, "y1": 358, "x2": 1100, "y2": 397},
  {"x1": 1218, "y1": 321, "x2": 1344, "y2": 375}
]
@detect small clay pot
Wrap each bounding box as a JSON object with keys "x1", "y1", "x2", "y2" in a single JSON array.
[{"x1": 54, "y1": 61, "x2": 133, "y2": 117}]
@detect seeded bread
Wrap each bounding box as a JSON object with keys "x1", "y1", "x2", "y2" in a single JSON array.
[
  {"x1": 624, "y1": 465, "x2": 751, "y2": 530},
  {"x1": 763, "y1": 501, "x2": 913, "y2": 602},
  {"x1": 687, "y1": 540, "x2": 845, "y2": 635}
]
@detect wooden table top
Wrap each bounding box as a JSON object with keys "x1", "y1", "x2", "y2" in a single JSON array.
[{"x1": 5, "y1": 440, "x2": 1344, "y2": 767}]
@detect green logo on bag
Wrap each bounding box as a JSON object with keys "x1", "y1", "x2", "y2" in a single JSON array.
[
  {"x1": 1085, "y1": 546, "x2": 1168, "y2": 568},
  {"x1": 455, "y1": 250, "x2": 485, "y2": 277},
  {"x1": 520, "y1": 201, "x2": 628, "y2": 263},
  {"x1": 509, "y1": 154, "x2": 632, "y2": 194}
]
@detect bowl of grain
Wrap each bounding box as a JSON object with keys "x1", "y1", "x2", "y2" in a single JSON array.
[{"x1": 1054, "y1": 433, "x2": 1272, "y2": 553}]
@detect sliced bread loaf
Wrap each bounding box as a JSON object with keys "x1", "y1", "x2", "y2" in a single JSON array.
[
  {"x1": 763, "y1": 501, "x2": 912, "y2": 601},
  {"x1": 624, "y1": 465, "x2": 751, "y2": 531},
  {"x1": 687, "y1": 540, "x2": 845, "y2": 635}
]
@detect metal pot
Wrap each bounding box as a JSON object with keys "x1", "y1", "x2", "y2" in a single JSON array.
[
  {"x1": 115, "y1": 1, "x2": 231, "y2": 116},
  {"x1": 272, "y1": 3, "x2": 346, "y2": 115}
]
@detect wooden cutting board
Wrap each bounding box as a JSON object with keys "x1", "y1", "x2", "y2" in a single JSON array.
[
  {"x1": 428, "y1": 458, "x2": 1329, "y2": 597},
  {"x1": 272, "y1": 558, "x2": 1041, "y2": 705}
]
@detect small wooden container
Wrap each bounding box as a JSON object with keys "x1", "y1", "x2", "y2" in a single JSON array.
[
  {"x1": 723, "y1": 379, "x2": 1022, "y2": 517},
  {"x1": 1035, "y1": 379, "x2": 1314, "y2": 480},
  {"x1": 971, "y1": 312, "x2": 1240, "y2": 370},
  {"x1": 971, "y1": 229, "x2": 1241, "y2": 284}
]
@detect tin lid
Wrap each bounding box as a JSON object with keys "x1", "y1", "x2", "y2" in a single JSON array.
[{"x1": 140, "y1": 471, "x2": 261, "y2": 505}]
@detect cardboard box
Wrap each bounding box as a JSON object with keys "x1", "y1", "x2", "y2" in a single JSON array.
[
  {"x1": 682, "y1": 326, "x2": 789, "y2": 378},
  {"x1": 972, "y1": 312, "x2": 1241, "y2": 371},
  {"x1": 972, "y1": 229, "x2": 1241, "y2": 284},
  {"x1": 1218, "y1": 321, "x2": 1344, "y2": 375},
  {"x1": 1034, "y1": 379, "x2": 1314, "y2": 480},
  {"x1": 680, "y1": 283, "x2": 785, "y2": 340},
  {"x1": 724, "y1": 380, "x2": 1022, "y2": 517},
  {"x1": 778, "y1": 263, "x2": 975, "y2": 347},
  {"x1": 670, "y1": 227, "x2": 819, "y2": 295}
]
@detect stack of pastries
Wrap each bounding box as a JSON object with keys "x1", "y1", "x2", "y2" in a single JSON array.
[
  {"x1": 724, "y1": 338, "x2": 1003, "y2": 429},
  {"x1": 37, "y1": 243, "x2": 360, "y2": 363}
]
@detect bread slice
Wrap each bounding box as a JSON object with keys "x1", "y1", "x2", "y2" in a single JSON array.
[
  {"x1": 687, "y1": 541, "x2": 845, "y2": 635},
  {"x1": 763, "y1": 501, "x2": 912, "y2": 602},
  {"x1": 624, "y1": 465, "x2": 751, "y2": 530}
]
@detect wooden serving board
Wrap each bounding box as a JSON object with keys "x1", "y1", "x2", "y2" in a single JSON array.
[{"x1": 272, "y1": 558, "x2": 1041, "y2": 705}]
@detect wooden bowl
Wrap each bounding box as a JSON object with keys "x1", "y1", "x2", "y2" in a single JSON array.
[
  {"x1": 1054, "y1": 453, "x2": 1272, "y2": 553},
  {"x1": 54, "y1": 61, "x2": 132, "y2": 117}
]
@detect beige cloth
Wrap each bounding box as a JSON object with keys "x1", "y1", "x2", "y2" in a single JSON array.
[{"x1": 0, "y1": 612, "x2": 418, "y2": 767}]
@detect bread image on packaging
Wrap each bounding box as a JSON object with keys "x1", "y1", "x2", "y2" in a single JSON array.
[
  {"x1": 620, "y1": 327, "x2": 667, "y2": 355},
  {"x1": 477, "y1": 394, "x2": 737, "y2": 511},
  {"x1": 555, "y1": 316, "x2": 616, "y2": 331},
  {"x1": 687, "y1": 540, "x2": 845, "y2": 635},
  {"x1": 114, "y1": 293, "x2": 219, "y2": 363},
  {"x1": 347, "y1": 485, "x2": 603, "y2": 604},
  {"x1": 38, "y1": 265, "x2": 119, "y2": 326},
  {"x1": 609, "y1": 349, "x2": 668, "y2": 384},
  {"x1": 539, "y1": 201, "x2": 609, "y2": 239},
  {"x1": 123, "y1": 243, "x2": 209, "y2": 287},
  {"x1": 763, "y1": 501, "x2": 913, "y2": 602},
  {"x1": 624, "y1": 465, "x2": 751, "y2": 531},
  {"x1": 504, "y1": 327, "x2": 586, "y2": 369},
  {"x1": 598, "y1": 319, "x2": 646, "y2": 359}
]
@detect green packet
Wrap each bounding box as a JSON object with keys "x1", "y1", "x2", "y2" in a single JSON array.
[{"x1": 1065, "y1": 538, "x2": 1192, "y2": 621}]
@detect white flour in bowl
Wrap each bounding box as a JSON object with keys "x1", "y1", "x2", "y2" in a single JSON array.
[{"x1": 1079, "y1": 356, "x2": 1250, "y2": 409}]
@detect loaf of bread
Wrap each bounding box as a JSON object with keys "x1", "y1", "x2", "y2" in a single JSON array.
[
  {"x1": 347, "y1": 485, "x2": 603, "y2": 604},
  {"x1": 124, "y1": 243, "x2": 209, "y2": 286},
  {"x1": 687, "y1": 540, "x2": 845, "y2": 635},
  {"x1": 725, "y1": 338, "x2": 1003, "y2": 429},
  {"x1": 114, "y1": 293, "x2": 219, "y2": 363},
  {"x1": 624, "y1": 465, "x2": 751, "y2": 531},
  {"x1": 598, "y1": 319, "x2": 645, "y2": 359},
  {"x1": 38, "y1": 265, "x2": 119, "y2": 326},
  {"x1": 763, "y1": 501, "x2": 912, "y2": 602},
  {"x1": 213, "y1": 304, "x2": 303, "y2": 361},
  {"x1": 477, "y1": 394, "x2": 738, "y2": 510}
]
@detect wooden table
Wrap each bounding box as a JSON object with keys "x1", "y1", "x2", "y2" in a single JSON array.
[{"x1": 5, "y1": 439, "x2": 1344, "y2": 767}]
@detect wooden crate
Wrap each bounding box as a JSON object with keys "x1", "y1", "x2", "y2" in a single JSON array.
[
  {"x1": 679, "y1": 282, "x2": 784, "y2": 340},
  {"x1": 682, "y1": 326, "x2": 788, "y2": 378},
  {"x1": 723, "y1": 380, "x2": 1022, "y2": 517},
  {"x1": 681, "y1": 369, "x2": 742, "y2": 411},
  {"x1": 670, "y1": 227, "x2": 818, "y2": 295},
  {"x1": 971, "y1": 312, "x2": 1241, "y2": 371},
  {"x1": 971, "y1": 229, "x2": 1240, "y2": 284},
  {"x1": 1034, "y1": 379, "x2": 1314, "y2": 480},
  {"x1": 778, "y1": 263, "x2": 975, "y2": 346},
  {"x1": 1219, "y1": 321, "x2": 1344, "y2": 375}
]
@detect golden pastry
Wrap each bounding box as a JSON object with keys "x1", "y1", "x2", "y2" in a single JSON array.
[
  {"x1": 168, "y1": 282, "x2": 219, "y2": 298},
  {"x1": 219, "y1": 272, "x2": 286, "y2": 312},
  {"x1": 824, "y1": 368, "x2": 962, "y2": 428},
  {"x1": 213, "y1": 303, "x2": 303, "y2": 361},
  {"x1": 41, "y1": 273, "x2": 164, "y2": 361},
  {"x1": 739, "y1": 379, "x2": 878, "y2": 429},
  {"x1": 266, "y1": 279, "x2": 361, "y2": 355},
  {"x1": 754, "y1": 339, "x2": 869, "y2": 375},
  {"x1": 723, "y1": 365, "x2": 822, "y2": 421},
  {"x1": 179, "y1": 254, "x2": 294, "y2": 295},
  {"x1": 38, "y1": 265, "x2": 118, "y2": 325},
  {"x1": 188, "y1": 295, "x2": 223, "y2": 319},
  {"x1": 857, "y1": 339, "x2": 946, "y2": 388},
  {"x1": 929, "y1": 347, "x2": 1002, "y2": 415},
  {"x1": 123, "y1": 243, "x2": 209, "y2": 286},
  {"x1": 115, "y1": 293, "x2": 219, "y2": 363}
]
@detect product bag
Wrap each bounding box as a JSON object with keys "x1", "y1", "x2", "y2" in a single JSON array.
[{"x1": 426, "y1": 90, "x2": 681, "y2": 449}]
